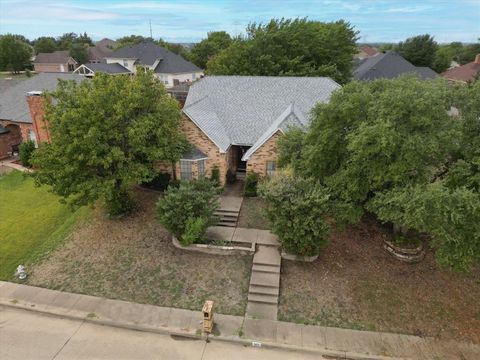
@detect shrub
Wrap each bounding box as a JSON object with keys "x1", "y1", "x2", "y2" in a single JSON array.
[
  {"x1": 142, "y1": 172, "x2": 171, "y2": 191},
  {"x1": 19, "y1": 140, "x2": 36, "y2": 168},
  {"x1": 259, "y1": 172, "x2": 331, "y2": 256},
  {"x1": 181, "y1": 216, "x2": 209, "y2": 246},
  {"x1": 244, "y1": 171, "x2": 260, "y2": 197},
  {"x1": 156, "y1": 179, "x2": 219, "y2": 242},
  {"x1": 210, "y1": 166, "x2": 220, "y2": 185},
  {"x1": 367, "y1": 183, "x2": 480, "y2": 272},
  {"x1": 226, "y1": 169, "x2": 236, "y2": 184}
]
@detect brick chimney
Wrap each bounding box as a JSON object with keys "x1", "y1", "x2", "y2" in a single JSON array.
[
  {"x1": 475, "y1": 54, "x2": 480, "y2": 64},
  {"x1": 26, "y1": 91, "x2": 51, "y2": 144}
]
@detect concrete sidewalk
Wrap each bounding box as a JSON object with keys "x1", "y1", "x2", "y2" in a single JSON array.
[{"x1": 1, "y1": 281, "x2": 478, "y2": 359}]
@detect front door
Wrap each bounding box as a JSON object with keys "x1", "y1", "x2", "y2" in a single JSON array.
[{"x1": 236, "y1": 146, "x2": 249, "y2": 172}]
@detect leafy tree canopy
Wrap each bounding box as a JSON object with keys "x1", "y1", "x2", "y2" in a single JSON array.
[
  {"x1": 0, "y1": 34, "x2": 32, "y2": 72},
  {"x1": 190, "y1": 31, "x2": 232, "y2": 69},
  {"x1": 32, "y1": 71, "x2": 186, "y2": 217},
  {"x1": 34, "y1": 37, "x2": 57, "y2": 54},
  {"x1": 69, "y1": 43, "x2": 89, "y2": 64},
  {"x1": 115, "y1": 35, "x2": 149, "y2": 49},
  {"x1": 56, "y1": 32, "x2": 92, "y2": 50},
  {"x1": 279, "y1": 76, "x2": 480, "y2": 270},
  {"x1": 396, "y1": 34, "x2": 438, "y2": 68},
  {"x1": 207, "y1": 18, "x2": 359, "y2": 84}
]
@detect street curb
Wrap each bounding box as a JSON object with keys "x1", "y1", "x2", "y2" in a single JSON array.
[{"x1": 0, "y1": 300, "x2": 403, "y2": 360}]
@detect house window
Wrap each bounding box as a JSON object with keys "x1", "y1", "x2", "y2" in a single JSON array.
[
  {"x1": 180, "y1": 160, "x2": 192, "y2": 180},
  {"x1": 68, "y1": 63, "x2": 74, "y2": 72},
  {"x1": 198, "y1": 160, "x2": 205, "y2": 177},
  {"x1": 28, "y1": 130, "x2": 38, "y2": 148},
  {"x1": 266, "y1": 161, "x2": 276, "y2": 177},
  {"x1": 192, "y1": 73, "x2": 196, "y2": 81},
  {"x1": 123, "y1": 60, "x2": 128, "y2": 67}
]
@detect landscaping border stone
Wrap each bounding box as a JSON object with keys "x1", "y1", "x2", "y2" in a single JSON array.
[
  {"x1": 383, "y1": 239, "x2": 425, "y2": 263},
  {"x1": 281, "y1": 251, "x2": 319, "y2": 262},
  {"x1": 172, "y1": 236, "x2": 255, "y2": 256}
]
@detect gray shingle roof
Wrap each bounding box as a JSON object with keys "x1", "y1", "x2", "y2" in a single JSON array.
[
  {"x1": 84, "y1": 62, "x2": 131, "y2": 74},
  {"x1": 183, "y1": 76, "x2": 340, "y2": 153},
  {"x1": 181, "y1": 145, "x2": 208, "y2": 160},
  {"x1": 0, "y1": 73, "x2": 85, "y2": 123},
  {"x1": 34, "y1": 50, "x2": 75, "y2": 64},
  {"x1": 108, "y1": 41, "x2": 201, "y2": 73},
  {"x1": 354, "y1": 52, "x2": 438, "y2": 80}
]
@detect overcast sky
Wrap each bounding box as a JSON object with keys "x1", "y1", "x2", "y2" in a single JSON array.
[{"x1": 1, "y1": 0, "x2": 479, "y2": 43}]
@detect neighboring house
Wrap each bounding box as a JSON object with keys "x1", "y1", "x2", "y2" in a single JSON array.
[
  {"x1": 0, "y1": 73, "x2": 84, "y2": 157},
  {"x1": 33, "y1": 50, "x2": 78, "y2": 73},
  {"x1": 104, "y1": 41, "x2": 203, "y2": 87},
  {"x1": 87, "y1": 38, "x2": 117, "y2": 63},
  {"x1": 355, "y1": 45, "x2": 379, "y2": 59},
  {"x1": 74, "y1": 62, "x2": 131, "y2": 77},
  {"x1": 0, "y1": 124, "x2": 16, "y2": 159},
  {"x1": 172, "y1": 76, "x2": 340, "y2": 183},
  {"x1": 441, "y1": 54, "x2": 480, "y2": 83},
  {"x1": 354, "y1": 52, "x2": 438, "y2": 80}
]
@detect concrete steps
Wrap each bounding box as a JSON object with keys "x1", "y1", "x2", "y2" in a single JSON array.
[
  {"x1": 214, "y1": 209, "x2": 239, "y2": 227},
  {"x1": 246, "y1": 245, "x2": 281, "y2": 321}
]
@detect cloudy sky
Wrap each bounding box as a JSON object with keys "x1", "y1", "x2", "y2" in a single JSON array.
[{"x1": 0, "y1": 0, "x2": 479, "y2": 43}]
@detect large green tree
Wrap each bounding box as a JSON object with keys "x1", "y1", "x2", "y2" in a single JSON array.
[
  {"x1": 32, "y1": 72, "x2": 186, "y2": 217},
  {"x1": 207, "y1": 18, "x2": 358, "y2": 84},
  {"x1": 190, "y1": 31, "x2": 232, "y2": 69},
  {"x1": 0, "y1": 34, "x2": 32, "y2": 72},
  {"x1": 34, "y1": 37, "x2": 57, "y2": 54},
  {"x1": 396, "y1": 34, "x2": 438, "y2": 68},
  {"x1": 280, "y1": 76, "x2": 480, "y2": 270}
]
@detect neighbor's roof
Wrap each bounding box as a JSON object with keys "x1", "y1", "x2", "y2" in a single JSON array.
[
  {"x1": 82, "y1": 62, "x2": 131, "y2": 74},
  {"x1": 0, "y1": 73, "x2": 84, "y2": 124},
  {"x1": 360, "y1": 45, "x2": 379, "y2": 57},
  {"x1": 441, "y1": 58, "x2": 480, "y2": 82},
  {"x1": 183, "y1": 76, "x2": 340, "y2": 154},
  {"x1": 87, "y1": 46, "x2": 113, "y2": 61},
  {"x1": 107, "y1": 41, "x2": 202, "y2": 73},
  {"x1": 354, "y1": 52, "x2": 438, "y2": 80},
  {"x1": 34, "y1": 50, "x2": 76, "y2": 64}
]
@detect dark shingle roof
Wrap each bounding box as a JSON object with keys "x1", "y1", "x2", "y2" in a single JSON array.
[
  {"x1": 354, "y1": 52, "x2": 438, "y2": 80},
  {"x1": 87, "y1": 46, "x2": 113, "y2": 62},
  {"x1": 108, "y1": 41, "x2": 202, "y2": 73},
  {"x1": 84, "y1": 62, "x2": 131, "y2": 74},
  {"x1": 0, "y1": 73, "x2": 85, "y2": 123},
  {"x1": 181, "y1": 145, "x2": 208, "y2": 160},
  {"x1": 34, "y1": 50, "x2": 75, "y2": 64}
]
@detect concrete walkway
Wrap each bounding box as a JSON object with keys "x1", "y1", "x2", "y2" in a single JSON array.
[
  {"x1": 0, "y1": 156, "x2": 30, "y2": 173},
  {"x1": 1, "y1": 281, "x2": 479, "y2": 359}
]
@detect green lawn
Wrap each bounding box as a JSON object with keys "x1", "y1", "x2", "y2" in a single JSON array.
[{"x1": 0, "y1": 171, "x2": 90, "y2": 280}]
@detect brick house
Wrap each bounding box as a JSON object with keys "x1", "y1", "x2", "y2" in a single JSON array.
[
  {"x1": 172, "y1": 76, "x2": 341, "y2": 183},
  {"x1": 0, "y1": 73, "x2": 84, "y2": 158},
  {"x1": 33, "y1": 51, "x2": 78, "y2": 73}
]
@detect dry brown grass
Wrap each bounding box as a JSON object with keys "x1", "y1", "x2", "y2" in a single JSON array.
[
  {"x1": 28, "y1": 189, "x2": 252, "y2": 316},
  {"x1": 237, "y1": 197, "x2": 271, "y2": 230},
  {"x1": 278, "y1": 217, "x2": 480, "y2": 343}
]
